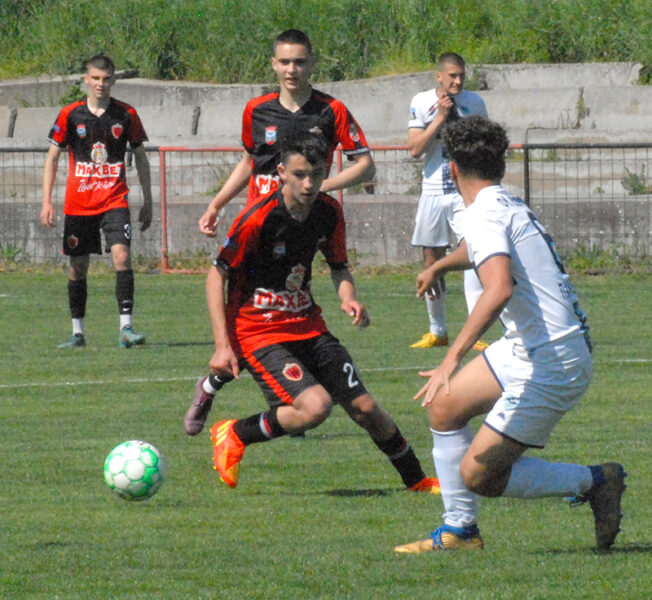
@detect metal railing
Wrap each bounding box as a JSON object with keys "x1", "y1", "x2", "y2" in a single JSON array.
[{"x1": 1, "y1": 142, "x2": 650, "y2": 268}]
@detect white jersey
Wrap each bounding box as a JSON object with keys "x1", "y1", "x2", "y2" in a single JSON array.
[
  {"x1": 408, "y1": 88, "x2": 487, "y2": 194},
  {"x1": 464, "y1": 185, "x2": 590, "y2": 350}
]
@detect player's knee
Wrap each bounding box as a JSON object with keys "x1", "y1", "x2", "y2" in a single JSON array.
[
  {"x1": 299, "y1": 391, "x2": 333, "y2": 426},
  {"x1": 429, "y1": 401, "x2": 465, "y2": 432},
  {"x1": 460, "y1": 459, "x2": 504, "y2": 498}
]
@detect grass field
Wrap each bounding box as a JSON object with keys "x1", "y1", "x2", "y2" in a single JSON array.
[{"x1": 1, "y1": 268, "x2": 650, "y2": 599}]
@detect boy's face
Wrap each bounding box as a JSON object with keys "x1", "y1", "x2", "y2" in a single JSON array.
[
  {"x1": 278, "y1": 152, "x2": 327, "y2": 214},
  {"x1": 436, "y1": 61, "x2": 465, "y2": 96},
  {"x1": 84, "y1": 66, "x2": 115, "y2": 101},
  {"x1": 271, "y1": 43, "x2": 314, "y2": 94}
]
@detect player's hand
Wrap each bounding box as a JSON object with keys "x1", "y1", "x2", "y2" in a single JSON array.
[
  {"x1": 40, "y1": 202, "x2": 55, "y2": 227},
  {"x1": 209, "y1": 345, "x2": 240, "y2": 379},
  {"x1": 437, "y1": 93, "x2": 455, "y2": 117},
  {"x1": 138, "y1": 203, "x2": 152, "y2": 231},
  {"x1": 342, "y1": 300, "x2": 370, "y2": 328},
  {"x1": 199, "y1": 206, "x2": 219, "y2": 237},
  {"x1": 416, "y1": 265, "x2": 443, "y2": 299},
  {"x1": 414, "y1": 356, "x2": 459, "y2": 407}
]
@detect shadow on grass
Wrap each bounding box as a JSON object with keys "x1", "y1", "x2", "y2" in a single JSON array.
[
  {"x1": 533, "y1": 543, "x2": 652, "y2": 555},
  {"x1": 325, "y1": 488, "x2": 398, "y2": 497}
]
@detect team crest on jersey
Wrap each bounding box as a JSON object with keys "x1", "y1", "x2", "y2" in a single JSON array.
[
  {"x1": 272, "y1": 241, "x2": 286, "y2": 258},
  {"x1": 111, "y1": 123, "x2": 123, "y2": 139},
  {"x1": 76, "y1": 124, "x2": 86, "y2": 139},
  {"x1": 349, "y1": 123, "x2": 360, "y2": 143},
  {"x1": 308, "y1": 126, "x2": 323, "y2": 136},
  {"x1": 282, "y1": 362, "x2": 303, "y2": 382},
  {"x1": 286, "y1": 264, "x2": 306, "y2": 291},
  {"x1": 67, "y1": 235, "x2": 79, "y2": 249},
  {"x1": 91, "y1": 142, "x2": 108, "y2": 164},
  {"x1": 265, "y1": 126, "x2": 278, "y2": 145}
]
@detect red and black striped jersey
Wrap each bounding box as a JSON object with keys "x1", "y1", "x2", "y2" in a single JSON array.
[
  {"x1": 214, "y1": 188, "x2": 348, "y2": 356},
  {"x1": 48, "y1": 98, "x2": 148, "y2": 215},
  {"x1": 241, "y1": 88, "x2": 369, "y2": 202}
]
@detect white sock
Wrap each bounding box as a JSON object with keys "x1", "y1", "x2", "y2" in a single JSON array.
[
  {"x1": 432, "y1": 426, "x2": 478, "y2": 528},
  {"x1": 120, "y1": 314, "x2": 132, "y2": 330},
  {"x1": 203, "y1": 378, "x2": 218, "y2": 394},
  {"x1": 72, "y1": 318, "x2": 85, "y2": 336},
  {"x1": 503, "y1": 456, "x2": 594, "y2": 498},
  {"x1": 463, "y1": 269, "x2": 483, "y2": 315},
  {"x1": 425, "y1": 291, "x2": 447, "y2": 336}
]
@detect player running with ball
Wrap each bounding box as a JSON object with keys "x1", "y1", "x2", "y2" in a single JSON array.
[
  {"x1": 394, "y1": 116, "x2": 626, "y2": 553},
  {"x1": 186, "y1": 133, "x2": 439, "y2": 494}
]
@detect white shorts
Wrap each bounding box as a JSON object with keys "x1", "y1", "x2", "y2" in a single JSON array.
[
  {"x1": 411, "y1": 192, "x2": 465, "y2": 248},
  {"x1": 483, "y1": 333, "x2": 593, "y2": 448}
]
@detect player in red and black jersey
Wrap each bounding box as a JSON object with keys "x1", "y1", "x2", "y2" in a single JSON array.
[
  {"x1": 197, "y1": 29, "x2": 374, "y2": 236},
  {"x1": 184, "y1": 133, "x2": 439, "y2": 495},
  {"x1": 41, "y1": 55, "x2": 153, "y2": 349}
]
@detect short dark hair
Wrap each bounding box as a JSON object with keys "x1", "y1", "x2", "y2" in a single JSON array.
[
  {"x1": 85, "y1": 54, "x2": 115, "y2": 75},
  {"x1": 437, "y1": 52, "x2": 465, "y2": 70},
  {"x1": 441, "y1": 116, "x2": 509, "y2": 181},
  {"x1": 280, "y1": 132, "x2": 328, "y2": 166},
  {"x1": 273, "y1": 29, "x2": 312, "y2": 55}
]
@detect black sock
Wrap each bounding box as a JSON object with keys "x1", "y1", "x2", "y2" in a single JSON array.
[
  {"x1": 373, "y1": 427, "x2": 426, "y2": 488},
  {"x1": 208, "y1": 373, "x2": 234, "y2": 391},
  {"x1": 68, "y1": 279, "x2": 87, "y2": 319},
  {"x1": 233, "y1": 407, "x2": 287, "y2": 446},
  {"x1": 115, "y1": 269, "x2": 134, "y2": 315}
]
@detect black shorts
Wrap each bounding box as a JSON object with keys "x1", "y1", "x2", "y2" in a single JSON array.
[
  {"x1": 62, "y1": 207, "x2": 131, "y2": 256},
  {"x1": 244, "y1": 332, "x2": 369, "y2": 408}
]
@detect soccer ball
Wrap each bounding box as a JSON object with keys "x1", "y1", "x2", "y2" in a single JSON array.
[{"x1": 103, "y1": 440, "x2": 167, "y2": 501}]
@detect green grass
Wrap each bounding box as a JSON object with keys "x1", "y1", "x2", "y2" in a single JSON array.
[
  {"x1": 1, "y1": 270, "x2": 650, "y2": 599},
  {"x1": 0, "y1": 0, "x2": 650, "y2": 82}
]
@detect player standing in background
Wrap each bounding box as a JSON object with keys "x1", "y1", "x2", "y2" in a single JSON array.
[
  {"x1": 394, "y1": 116, "x2": 626, "y2": 553},
  {"x1": 192, "y1": 28, "x2": 373, "y2": 404},
  {"x1": 41, "y1": 54, "x2": 153, "y2": 349},
  {"x1": 186, "y1": 133, "x2": 439, "y2": 494},
  {"x1": 408, "y1": 53, "x2": 489, "y2": 350}
]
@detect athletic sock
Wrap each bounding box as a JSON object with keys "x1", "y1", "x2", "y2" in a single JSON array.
[
  {"x1": 206, "y1": 373, "x2": 234, "y2": 394},
  {"x1": 432, "y1": 426, "x2": 478, "y2": 528},
  {"x1": 425, "y1": 286, "x2": 447, "y2": 336},
  {"x1": 115, "y1": 269, "x2": 135, "y2": 315},
  {"x1": 120, "y1": 314, "x2": 132, "y2": 330},
  {"x1": 72, "y1": 318, "x2": 85, "y2": 337},
  {"x1": 502, "y1": 456, "x2": 594, "y2": 498},
  {"x1": 68, "y1": 279, "x2": 87, "y2": 319},
  {"x1": 233, "y1": 406, "x2": 287, "y2": 445},
  {"x1": 373, "y1": 427, "x2": 425, "y2": 488}
]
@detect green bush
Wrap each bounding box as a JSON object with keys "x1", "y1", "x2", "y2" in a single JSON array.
[{"x1": 0, "y1": 0, "x2": 649, "y2": 82}]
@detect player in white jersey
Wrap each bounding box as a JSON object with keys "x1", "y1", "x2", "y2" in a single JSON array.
[
  {"x1": 408, "y1": 53, "x2": 488, "y2": 350},
  {"x1": 394, "y1": 116, "x2": 626, "y2": 553}
]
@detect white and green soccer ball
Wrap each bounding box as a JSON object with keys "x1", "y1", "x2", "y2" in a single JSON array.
[{"x1": 103, "y1": 440, "x2": 167, "y2": 501}]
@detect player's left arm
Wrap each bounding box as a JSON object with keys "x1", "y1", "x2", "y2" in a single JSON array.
[
  {"x1": 132, "y1": 144, "x2": 153, "y2": 231},
  {"x1": 330, "y1": 267, "x2": 370, "y2": 328},
  {"x1": 416, "y1": 241, "x2": 472, "y2": 298},
  {"x1": 320, "y1": 152, "x2": 374, "y2": 193},
  {"x1": 415, "y1": 255, "x2": 512, "y2": 406}
]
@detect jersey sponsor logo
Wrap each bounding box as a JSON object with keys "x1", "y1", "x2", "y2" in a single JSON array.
[
  {"x1": 254, "y1": 174, "x2": 280, "y2": 194},
  {"x1": 349, "y1": 123, "x2": 360, "y2": 143},
  {"x1": 111, "y1": 123, "x2": 123, "y2": 139},
  {"x1": 74, "y1": 161, "x2": 124, "y2": 178},
  {"x1": 282, "y1": 362, "x2": 303, "y2": 382},
  {"x1": 272, "y1": 241, "x2": 286, "y2": 257},
  {"x1": 308, "y1": 126, "x2": 323, "y2": 136},
  {"x1": 265, "y1": 126, "x2": 278, "y2": 145},
  {"x1": 253, "y1": 287, "x2": 313, "y2": 313},
  {"x1": 76, "y1": 124, "x2": 86, "y2": 138},
  {"x1": 91, "y1": 141, "x2": 108, "y2": 164}
]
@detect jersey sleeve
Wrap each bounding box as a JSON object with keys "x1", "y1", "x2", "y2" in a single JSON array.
[
  {"x1": 214, "y1": 204, "x2": 265, "y2": 272},
  {"x1": 318, "y1": 195, "x2": 348, "y2": 268},
  {"x1": 465, "y1": 202, "x2": 511, "y2": 269},
  {"x1": 241, "y1": 100, "x2": 255, "y2": 153},
  {"x1": 127, "y1": 107, "x2": 148, "y2": 147},
  {"x1": 48, "y1": 106, "x2": 72, "y2": 147},
  {"x1": 331, "y1": 100, "x2": 369, "y2": 158},
  {"x1": 408, "y1": 92, "x2": 427, "y2": 129}
]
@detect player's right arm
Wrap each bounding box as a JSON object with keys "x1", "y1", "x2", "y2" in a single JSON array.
[
  {"x1": 206, "y1": 265, "x2": 240, "y2": 378},
  {"x1": 407, "y1": 93, "x2": 453, "y2": 159},
  {"x1": 198, "y1": 151, "x2": 252, "y2": 236},
  {"x1": 41, "y1": 144, "x2": 63, "y2": 227}
]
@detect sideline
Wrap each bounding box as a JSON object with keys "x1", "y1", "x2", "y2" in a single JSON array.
[{"x1": 0, "y1": 359, "x2": 648, "y2": 390}]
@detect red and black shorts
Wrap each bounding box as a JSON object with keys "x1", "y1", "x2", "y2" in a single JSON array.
[
  {"x1": 62, "y1": 207, "x2": 131, "y2": 256},
  {"x1": 243, "y1": 332, "x2": 369, "y2": 407}
]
